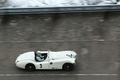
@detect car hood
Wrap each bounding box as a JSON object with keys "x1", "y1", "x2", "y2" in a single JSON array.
[{"x1": 16, "y1": 51, "x2": 35, "y2": 62}]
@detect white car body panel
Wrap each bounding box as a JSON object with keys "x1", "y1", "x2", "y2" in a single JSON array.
[
  {"x1": 49, "y1": 58, "x2": 75, "y2": 69},
  {"x1": 15, "y1": 50, "x2": 77, "y2": 70}
]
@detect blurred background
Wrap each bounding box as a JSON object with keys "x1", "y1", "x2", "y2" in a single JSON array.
[
  {"x1": 0, "y1": 0, "x2": 120, "y2": 7},
  {"x1": 0, "y1": 0, "x2": 120, "y2": 80}
]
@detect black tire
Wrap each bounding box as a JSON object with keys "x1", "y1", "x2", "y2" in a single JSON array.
[
  {"x1": 25, "y1": 64, "x2": 35, "y2": 71},
  {"x1": 63, "y1": 63, "x2": 73, "y2": 71}
]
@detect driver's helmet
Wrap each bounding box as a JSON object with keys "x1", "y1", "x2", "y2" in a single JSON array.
[{"x1": 36, "y1": 51, "x2": 41, "y2": 55}]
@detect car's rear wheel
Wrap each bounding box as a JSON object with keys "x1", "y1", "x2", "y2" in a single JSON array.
[
  {"x1": 25, "y1": 64, "x2": 35, "y2": 71},
  {"x1": 63, "y1": 63, "x2": 73, "y2": 71}
]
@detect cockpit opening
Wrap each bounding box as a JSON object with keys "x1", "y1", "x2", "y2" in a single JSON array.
[{"x1": 34, "y1": 51, "x2": 47, "y2": 62}]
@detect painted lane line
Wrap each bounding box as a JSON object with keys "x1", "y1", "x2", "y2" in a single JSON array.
[
  {"x1": 0, "y1": 74, "x2": 118, "y2": 77},
  {"x1": 0, "y1": 39, "x2": 119, "y2": 43}
]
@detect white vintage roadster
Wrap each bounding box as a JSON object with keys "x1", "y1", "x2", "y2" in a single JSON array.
[{"x1": 15, "y1": 50, "x2": 77, "y2": 71}]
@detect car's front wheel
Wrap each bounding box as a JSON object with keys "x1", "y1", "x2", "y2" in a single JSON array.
[
  {"x1": 25, "y1": 64, "x2": 35, "y2": 71},
  {"x1": 63, "y1": 63, "x2": 73, "y2": 71}
]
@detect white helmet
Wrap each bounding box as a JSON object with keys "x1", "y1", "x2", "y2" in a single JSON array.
[
  {"x1": 37, "y1": 51, "x2": 41, "y2": 53},
  {"x1": 36, "y1": 51, "x2": 41, "y2": 55}
]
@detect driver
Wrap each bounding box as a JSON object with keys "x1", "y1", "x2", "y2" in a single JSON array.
[{"x1": 36, "y1": 51, "x2": 44, "y2": 61}]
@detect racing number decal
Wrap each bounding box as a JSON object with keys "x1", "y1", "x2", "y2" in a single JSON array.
[
  {"x1": 40, "y1": 64, "x2": 42, "y2": 68},
  {"x1": 66, "y1": 54, "x2": 72, "y2": 58}
]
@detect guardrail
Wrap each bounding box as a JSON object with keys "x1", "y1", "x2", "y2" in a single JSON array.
[{"x1": 0, "y1": 5, "x2": 120, "y2": 15}]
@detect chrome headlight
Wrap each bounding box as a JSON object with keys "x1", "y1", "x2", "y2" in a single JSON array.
[{"x1": 15, "y1": 61, "x2": 19, "y2": 64}]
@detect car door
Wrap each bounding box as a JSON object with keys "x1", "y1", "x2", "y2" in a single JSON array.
[
  {"x1": 36, "y1": 61, "x2": 50, "y2": 69},
  {"x1": 49, "y1": 59, "x2": 64, "y2": 69}
]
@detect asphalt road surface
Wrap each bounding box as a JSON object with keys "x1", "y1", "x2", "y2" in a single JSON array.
[
  {"x1": 0, "y1": 41, "x2": 119, "y2": 80},
  {"x1": 0, "y1": 12, "x2": 120, "y2": 80}
]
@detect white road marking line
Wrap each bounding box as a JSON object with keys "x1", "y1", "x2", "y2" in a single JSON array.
[
  {"x1": 0, "y1": 40, "x2": 119, "y2": 43},
  {"x1": 0, "y1": 74, "x2": 118, "y2": 77}
]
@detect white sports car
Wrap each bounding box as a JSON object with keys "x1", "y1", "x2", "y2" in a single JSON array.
[{"x1": 15, "y1": 50, "x2": 77, "y2": 71}]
